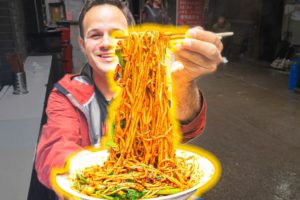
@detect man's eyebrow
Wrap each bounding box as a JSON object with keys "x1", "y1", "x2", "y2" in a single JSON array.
[
  {"x1": 86, "y1": 29, "x2": 100, "y2": 34},
  {"x1": 110, "y1": 28, "x2": 126, "y2": 33},
  {"x1": 86, "y1": 28, "x2": 125, "y2": 35}
]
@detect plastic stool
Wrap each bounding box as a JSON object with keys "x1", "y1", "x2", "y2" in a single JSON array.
[{"x1": 288, "y1": 61, "x2": 299, "y2": 90}]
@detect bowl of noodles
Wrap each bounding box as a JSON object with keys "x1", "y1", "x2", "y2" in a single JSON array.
[{"x1": 54, "y1": 146, "x2": 221, "y2": 200}]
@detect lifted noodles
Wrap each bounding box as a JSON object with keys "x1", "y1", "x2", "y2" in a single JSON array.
[{"x1": 71, "y1": 30, "x2": 200, "y2": 199}]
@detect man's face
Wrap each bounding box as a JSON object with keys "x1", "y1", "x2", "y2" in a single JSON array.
[
  {"x1": 154, "y1": 0, "x2": 161, "y2": 6},
  {"x1": 80, "y1": 5, "x2": 128, "y2": 75},
  {"x1": 218, "y1": 17, "x2": 225, "y2": 25}
]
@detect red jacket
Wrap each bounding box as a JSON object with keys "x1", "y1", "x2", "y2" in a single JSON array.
[{"x1": 35, "y1": 65, "x2": 206, "y2": 189}]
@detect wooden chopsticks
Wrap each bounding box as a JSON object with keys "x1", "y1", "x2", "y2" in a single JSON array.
[
  {"x1": 114, "y1": 31, "x2": 234, "y2": 41},
  {"x1": 215, "y1": 32, "x2": 234, "y2": 39}
]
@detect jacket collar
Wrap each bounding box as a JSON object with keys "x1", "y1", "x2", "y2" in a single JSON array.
[
  {"x1": 57, "y1": 64, "x2": 95, "y2": 105},
  {"x1": 80, "y1": 63, "x2": 93, "y2": 79}
]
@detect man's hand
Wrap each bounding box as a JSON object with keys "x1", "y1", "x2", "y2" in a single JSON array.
[
  {"x1": 172, "y1": 26, "x2": 223, "y2": 84},
  {"x1": 171, "y1": 26, "x2": 223, "y2": 122}
]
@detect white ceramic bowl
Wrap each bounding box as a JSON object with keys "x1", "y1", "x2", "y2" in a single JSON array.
[{"x1": 55, "y1": 148, "x2": 219, "y2": 200}]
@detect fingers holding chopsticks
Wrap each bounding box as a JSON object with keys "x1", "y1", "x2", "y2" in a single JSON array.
[
  {"x1": 186, "y1": 26, "x2": 224, "y2": 52},
  {"x1": 179, "y1": 38, "x2": 223, "y2": 63},
  {"x1": 172, "y1": 26, "x2": 223, "y2": 83}
]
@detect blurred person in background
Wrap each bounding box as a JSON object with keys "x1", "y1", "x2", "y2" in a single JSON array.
[
  {"x1": 141, "y1": 0, "x2": 170, "y2": 24},
  {"x1": 212, "y1": 15, "x2": 231, "y2": 33},
  {"x1": 212, "y1": 15, "x2": 232, "y2": 57}
]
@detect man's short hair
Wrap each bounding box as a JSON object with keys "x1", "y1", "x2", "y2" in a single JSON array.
[{"x1": 79, "y1": 0, "x2": 135, "y2": 39}]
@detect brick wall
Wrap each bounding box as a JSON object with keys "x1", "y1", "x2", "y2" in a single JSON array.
[
  {"x1": 0, "y1": 0, "x2": 14, "y2": 85},
  {"x1": 0, "y1": 0, "x2": 26, "y2": 86},
  {"x1": 64, "y1": 0, "x2": 87, "y2": 73}
]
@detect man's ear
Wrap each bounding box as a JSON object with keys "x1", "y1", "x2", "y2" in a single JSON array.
[{"x1": 79, "y1": 36, "x2": 86, "y2": 54}]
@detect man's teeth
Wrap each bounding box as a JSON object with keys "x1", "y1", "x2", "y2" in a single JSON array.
[{"x1": 99, "y1": 54, "x2": 114, "y2": 58}]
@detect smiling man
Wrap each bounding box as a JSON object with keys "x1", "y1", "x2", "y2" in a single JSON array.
[
  {"x1": 79, "y1": 2, "x2": 132, "y2": 102},
  {"x1": 35, "y1": 0, "x2": 222, "y2": 191}
]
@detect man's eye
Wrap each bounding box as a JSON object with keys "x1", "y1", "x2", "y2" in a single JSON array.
[{"x1": 91, "y1": 34, "x2": 102, "y2": 39}]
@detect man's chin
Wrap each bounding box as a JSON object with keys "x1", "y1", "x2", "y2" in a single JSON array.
[{"x1": 95, "y1": 62, "x2": 118, "y2": 73}]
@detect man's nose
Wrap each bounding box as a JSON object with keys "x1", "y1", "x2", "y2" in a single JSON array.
[{"x1": 101, "y1": 33, "x2": 112, "y2": 49}]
